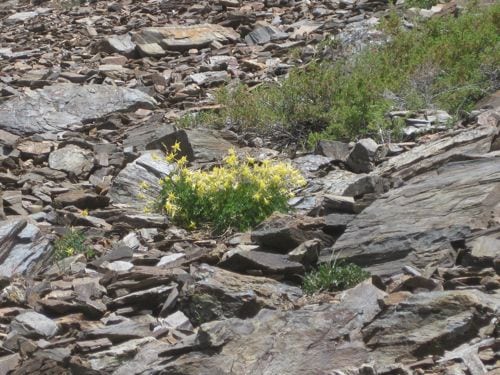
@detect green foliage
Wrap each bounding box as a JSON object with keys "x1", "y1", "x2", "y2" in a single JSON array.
[
  {"x1": 53, "y1": 228, "x2": 94, "y2": 261},
  {"x1": 302, "y1": 262, "x2": 370, "y2": 295},
  {"x1": 187, "y1": 5, "x2": 499, "y2": 144},
  {"x1": 378, "y1": 9, "x2": 403, "y2": 35},
  {"x1": 157, "y1": 145, "x2": 306, "y2": 234},
  {"x1": 405, "y1": 0, "x2": 438, "y2": 9}
]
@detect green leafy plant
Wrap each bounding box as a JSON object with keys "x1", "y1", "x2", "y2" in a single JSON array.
[
  {"x1": 302, "y1": 262, "x2": 370, "y2": 295},
  {"x1": 156, "y1": 144, "x2": 306, "y2": 234},
  {"x1": 405, "y1": 0, "x2": 438, "y2": 9},
  {"x1": 53, "y1": 228, "x2": 94, "y2": 261},
  {"x1": 184, "y1": 4, "x2": 499, "y2": 145}
]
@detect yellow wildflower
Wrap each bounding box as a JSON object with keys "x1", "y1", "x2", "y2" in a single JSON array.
[
  {"x1": 166, "y1": 152, "x2": 176, "y2": 163},
  {"x1": 177, "y1": 155, "x2": 188, "y2": 167},
  {"x1": 81, "y1": 209, "x2": 89, "y2": 217},
  {"x1": 172, "y1": 141, "x2": 181, "y2": 153}
]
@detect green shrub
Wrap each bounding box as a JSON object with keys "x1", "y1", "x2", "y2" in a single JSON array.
[
  {"x1": 156, "y1": 144, "x2": 306, "y2": 234},
  {"x1": 185, "y1": 4, "x2": 499, "y2": 145},
  {"x1": 53, "y1": 228, "x2": 94, "y2": 260},
  {"x1": 302, "y1": 262, "x2": 370, "y2": 295},
  {"x1": 405, "y1": 0, "x2": 438, "y2": 9}
]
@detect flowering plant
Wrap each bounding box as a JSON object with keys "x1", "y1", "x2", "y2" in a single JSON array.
[{"x1": 156, "y1": 143, "x2": 306, "y2": 233}]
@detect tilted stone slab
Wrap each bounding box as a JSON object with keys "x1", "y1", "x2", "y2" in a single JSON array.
[
  {"x1": 0, "y1": 83, "x2": 156, "y2": 135},
  {"x1": 376, "y1": 109, "x2": 499, "y2": 181},
  {"x1": 0, "y1": 219, "x2": 52, "y2": 278},
  {"x1": 323, "y1": 156, "x2": 500, "y2": 277}
]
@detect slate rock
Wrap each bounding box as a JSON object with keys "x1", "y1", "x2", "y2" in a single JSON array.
[
  {"x1": 322, "y1": 213, "x2": 357, "y2": 234},
  {"x1": 11, "y1": 311, "x2": 58, "y2": 339},
  {"x1": 160, "y1": 282, "x2": 385, "y2": 374},
  {"x1": 5, "y1": 11, "x2": 38, "y2": 25},
  {"x1": 184, "y1": 128, "x2": 236, "y2": 163},
  {"x1": 245, "y1": 25, "x2": 288, "y2": 45},
  {"x1": 309, "y1": 169, "x2": 387, "y2": 198},
  {"x1": 109, "y1": 151, "x2": 175, "y2": 208},
  {"x1": 0, "y1": 84, "x2": 156, "y2": 136},
  {"x1": 219, "y1": 248, "x2": 304, "y2": 275},
  {"x1": 251, "y1": 213, "x2": 331, "y2": 253},
  {"x1": 346, "y1": 138, "x2": 379, "y2": 173},
  {"x1": 181, "y1": 264, "x2": 302, "y2": 324},
  {"x1": 324, "y1": 157, "x2": 500, "y2": 278},
  {"x1": 87, "y1": 337, "x2": 156, "y2": 372},
  {"x1": 83, "y1": 321, "x2": 153, "y2": 344},
  {"x1": 376, "y1": 113, "x2": 499, "y2": 181},
  {"x1": 362, "y1": 290, "x2": 499, "y2": 367},
  {"x1": 292, "y1": 154, "x2": 332, "y2": 175},
  {"x1": 462, "y1": 229, "x2": 500, "y2": 268},
  {"x1": 48, "y1": 145, "x2": 93, "y2": 177},
  {"x1": 108, "y1": 285, "x2": 177, "y2": 310},
  {"x1": 160, "y1": 311, "x2": 193, "y2": 331},
  {"x1": 99, "y1": 34, "x2": 137, "y2": 57},
  {"x1": 132, "y1": 24, "x2": 240, "y2": 52},
  {"x1": 53, "y1": 190, "x2": 109, "y2": 209},
  {"x1": 0, "y1": 219, "x2": 52, "y2": 278},
  {"x1": 0, "y1": 354, "x2": 20, "y2": 374},
  {"x1": 123, "y1": 122, "x2": 183, "y2": 152},
  {"x1": 189, "y1": 71, "x2": 229, "y2": 87},
  {"x1": 315, "y1": 140, "x2": 350, "y2": 162},
  {"x1": 16, "y1": 140, "x2": 53, "y2": 158}
]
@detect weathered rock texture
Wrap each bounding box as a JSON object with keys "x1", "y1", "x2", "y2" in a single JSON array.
[
  {"x1": 324, "y1": 156, "x2": 500, "y2": 277},
  {"x1": 0, "y1": 84, "x2": 156, "y2": 135}
]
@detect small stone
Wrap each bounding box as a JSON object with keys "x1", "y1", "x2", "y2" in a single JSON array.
[
  {"x1": 315, "y1": 140, "x2": 350, "y2": 162},
  {"x1": 157, "y1": 253, "x2": 186, "y2": 267},
  {"x1": 346, "y1": 138, "x2": 379, "y2": 173},
  {"x1": 100, "y1": 34, "x2": 137, "y2": 57},
  {"x1": 161, "y1": 311, "x2": 193, "y2": 331},
  {"x1": 49, "y1": 145, "x2": 94, "y2": 177},
  {"x1": 11, "y1": 311, "x2": 58, "y2": 339}
]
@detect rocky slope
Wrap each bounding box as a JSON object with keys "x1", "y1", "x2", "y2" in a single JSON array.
[{"x1": 0, "y1": 0, "x2": 499, "y2": 374}]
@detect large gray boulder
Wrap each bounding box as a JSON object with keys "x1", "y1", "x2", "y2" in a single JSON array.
[
  {"x1": 0, "y1": 84, "x2": 156, "y2": 135},
  {"x1": 323, "y1": 155, "x2": 500, "y2": 277}
]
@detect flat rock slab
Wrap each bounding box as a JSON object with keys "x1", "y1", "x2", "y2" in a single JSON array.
[
  {"x1": 132, "y1": 24, "x2": 240, "y2": 54},
  {"x1": 219, "y1": 249, "x2": 305, "y2": 275},
  {"x1": 0, "y1": 83, "x2": 156, "y2": 135},
  {"x1": 376, "y1": 111, "x2": 499, "y2": 181},
  {"x1": 53, "y1": 190, "x2": 110, "y2": 209},
  {"x1": 83, "y1": 321, "x2": 153, "y2": 344},
  {"x1": 48, "y1": 145, "x2": 94, "y2": 177},
  {"x1": 11, "y1": 311, "x2": 59, "y2": 339},
  {"x1": 324, "y1": 156, "x2": 500, "y2": 277}
]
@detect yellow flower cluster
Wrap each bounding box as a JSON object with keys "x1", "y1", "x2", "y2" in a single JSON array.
[{"x1": 158, "y1": 145, "x2": 306, "y2": 233}]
